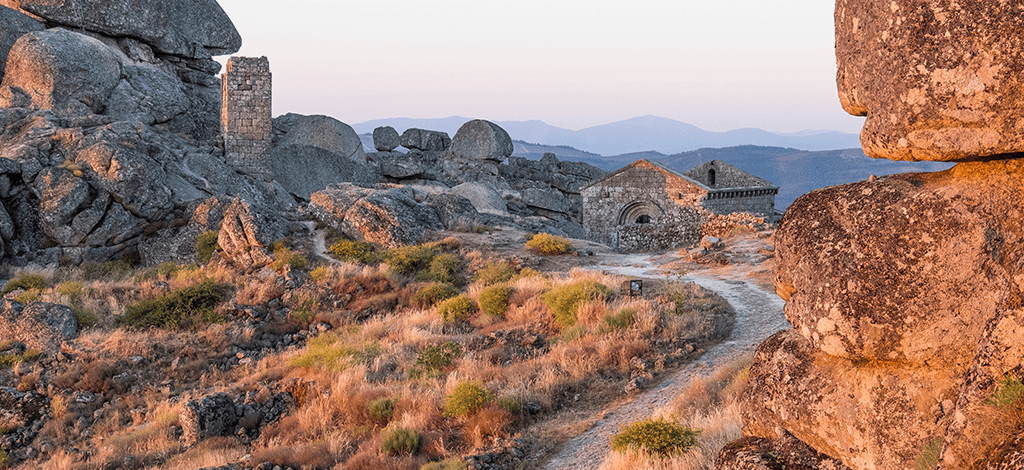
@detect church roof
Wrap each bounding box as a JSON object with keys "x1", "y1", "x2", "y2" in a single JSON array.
[{"x1": 583, "y1": 159, "x2": 777, "y2": 192}]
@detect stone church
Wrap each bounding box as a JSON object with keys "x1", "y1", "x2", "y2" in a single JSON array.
[{"x1": 581, "y1": 159, "x2": 778, "y2": 252}]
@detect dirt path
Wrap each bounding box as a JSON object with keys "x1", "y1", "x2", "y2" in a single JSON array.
[{"x1": 542, "y1": 253, "x2": 790, "y2": 470}]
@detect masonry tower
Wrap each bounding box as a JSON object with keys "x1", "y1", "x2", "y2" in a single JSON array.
[{"x1": 221, "y1": 56, "x2": 272, "y2": 180}]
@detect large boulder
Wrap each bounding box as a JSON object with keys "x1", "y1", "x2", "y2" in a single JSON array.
[
  {"x1": 1, "y1": 28, "x2": 121, "y2": 113},
  {"x1": 450, "y1": 182, "x2": 508, "y2": 216},
  {"x1": 105, "y1": 64, "x2": 189, "y2": 125},
  {"x1": 310, "y1": 184, "x2": 444, "y2": 248},
  {"x1": 371, "y1": 149, "x2": 443, "y2": 182},
  {"x1": 217, "y1": 198, "x2": 288, "y2": 268},
  {"x1": 836, "y1": 0, "x2": 1024, "y2": 161},
  {"x1": 0, "y1": 5, "x2": 43, "y2": 81},
  {"x1": 448, "y1": 119, "x2": 513, "y2": 162},
  {"x1": 773, "y1": 161, "x2": 1024, "y2": 367},
  {"x1": 13, "y1": 0, "x2": 241, "y2": 59},
  {"x1": 0, "y1": 300, "x2": 77, "y2": 353},
  {"x1": 423, "y1": 193, "x2": 511, "y2": 231},
  {"x1": 273, "y1": 114, "x2": 366, "y2": 165},
  {"x1": 270, "y1": 143, "x2": 377, "y2": 200},
  {"x1": 400, "y1": 128, "x2": 451, "y2": 151},
  {"x1": 373, "y1": 126, "x2": 400, "y2": 152}
]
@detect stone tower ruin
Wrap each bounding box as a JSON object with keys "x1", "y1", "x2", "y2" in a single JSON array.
[{"x1": 221, "y1": 56, "x2": 272, "y2": 180}]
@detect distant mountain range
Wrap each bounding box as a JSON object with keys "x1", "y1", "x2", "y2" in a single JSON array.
[{"x1": 352, "y1": 115, "x2": 862, "y2": 156}]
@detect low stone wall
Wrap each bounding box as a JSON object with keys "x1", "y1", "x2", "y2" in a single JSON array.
[
  {"x1": 701, "y1": 212, "x2": 774, "y2": 239},
  {"x1": 614, "y1": 222, "x2": 702, "y2": 252}
]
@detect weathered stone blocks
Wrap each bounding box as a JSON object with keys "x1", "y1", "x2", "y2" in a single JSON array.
[{"x1": 222, "y1": 57, "x2": 272, "y2": 180}]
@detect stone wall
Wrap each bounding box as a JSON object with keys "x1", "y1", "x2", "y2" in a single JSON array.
[
  {"x1": 614, "y1": 220, "x2": 704, "y2": 252},
  {"x1": 702, "y1": 189, "x2": 777, "y2": 215},
  {"x1": 582, "y1": 161, "x2": 707, "y2": 247},
  {"x1": 222, "y1": 56, "x2": 272, "y2": 180}
]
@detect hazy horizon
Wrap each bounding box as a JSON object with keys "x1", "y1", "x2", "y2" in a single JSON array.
[{"x1": 215, "y1": 0, "x2": 866, "y2": 134}]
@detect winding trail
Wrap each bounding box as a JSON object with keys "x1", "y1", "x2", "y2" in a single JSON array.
[{"x1": 542, "y1": 254, "x2": 790, "y2": 470}]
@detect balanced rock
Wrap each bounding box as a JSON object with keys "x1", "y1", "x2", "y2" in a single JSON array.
[
  {"x1": 0, "y1": 299, "x2": 77, "y2": 354},
  {"x1": 837, "y1": 0, "x2": 1024, "y2": 161},
  {"x1": 0, "y1": 5, "x2": 43, "y2": 81},
  {"x1": 14, "y1": 0, "x2": 241, "y2": 59},
  {"x1": 274, "y1": 114, "x2": 366, "y2": 164},
  {"x1": 448, "y1": 119, "x2": 513, "y2": 162},
  {"x1": 400, "y1": 128, "x2": 450, "y2": 151},
  {"x1": 1, "y1": 28, "x2": 121, "y2": 113},
  {"x1": 373, "y1": 126, "x2": 400, "y2": 152}
]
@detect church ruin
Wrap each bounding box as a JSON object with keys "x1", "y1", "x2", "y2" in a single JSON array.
[
  {"x1": 221, "y1": 56, "x2": 272, "y2": 180},
  {"x1": 581, "y1": 159, "x2": 778, "y2": 252}
]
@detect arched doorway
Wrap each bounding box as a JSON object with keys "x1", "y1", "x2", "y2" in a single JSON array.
[{"x1": 617, "y1": 201, "x2": 663, "y2": 225}]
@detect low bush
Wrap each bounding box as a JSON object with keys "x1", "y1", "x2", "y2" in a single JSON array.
[
  {"x1": 478, "y1": 284, "x2": 511, "y2": 317},
  {"x1": 412, "y1": 283, "x2": 459, "y2": 309},
  {"x1": 309, "y1": 266, "x2": 332, "y2": 281},
  {"x1": 1, "y1": 274, "x2": 46, "y2": 295},
  {"x1": 427, "y1": 253, "x2": 460, "y2": 283},
  {"x1": 409, "y1": 342, "x2": 462, "y2": 379},
  {"x1": 272, "y1": 243, "x2": 307, "y2": 270},
  {"x1": 56, "y1": 281, "x2": 84, "y2": 297},
  {"x1": 600, "y1": 308, "x2": 637, "y2": 333},
  {"x1": 195, "y1": 230, "x2": 219, "y2": 264},
  {"x1": 381, "y1": 427, "x2": 420, "y2": 455},
  {"x1": 610, "y1": 417, "x2": 701, "y2": 457},
  {"x1": 421, "y1": 458, "x2": 467, "y2": 470},
  {"x1": 474, "y1": 261, "x2": 514, "y2": 286},
  {"x1": 444, "y1": 381, "x2": 493, "y2": 417},
  {"x1": 289, "y1": 333, "x2": 381, "y2": 371},
  {"x1": 72, "y1": 306, "x2": 98, "y2": 328},
  {"x1": 329, "y1": 239, "x2": 377, "y2": 264},
  {"x1": 526, "y1": 233, "x2": 572, "y2": 255},
  {"x1": 437, "y1": 295, "x2": 476, "y2": 323},
  {"x1": 542, "y1": 280, "x2": 610, "y2": 328},
  {"x1": 384, "y1": 244, "x2": 436, "y2": 275},
  {"x1": 367, "y1": 397, "x2": 398, "y2": 424},
  {"x1": 122, "y1": 279, "x2": 224, "y2": 329},
  {"x1": 156, "y1": 262, "x2": 181, "y2": 278}
]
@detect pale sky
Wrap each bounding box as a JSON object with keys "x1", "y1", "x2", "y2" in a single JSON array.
[{"x1": 214, "y1": 0, "x2": 867, "y2": 133}]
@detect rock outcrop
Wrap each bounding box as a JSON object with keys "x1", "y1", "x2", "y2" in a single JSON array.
[
  {"x1": 836, "y1": 0, "x2": 1024, "y2": 162},
  {"x1": 273, "y1": 113, "x2": 367, "y2": 164},
  {"x1": 310, "y1": 184, "x2": 444, "y2": 248},
  {"x1": 0, "y1": 300, "x2": 77, "y2": 353},
  {"x1": 0, "y1": 5, "x2": 43, "y2": 81},
  {"x1": 217, "y1": 198, "x2": 288, "y2": 268}
]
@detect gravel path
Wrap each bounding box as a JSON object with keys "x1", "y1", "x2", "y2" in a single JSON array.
[{"x1": 542, "y1": 255, "x2": 790, "y2": 470}]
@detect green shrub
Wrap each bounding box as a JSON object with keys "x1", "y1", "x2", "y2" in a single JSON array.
[
  {"x1": 309, "y1": 266, "x2": 332, "y2": 281},
  {"x1": 478, "y1": 284, "x2": 511, "y2": 317},
  {"x1": 610, "y1": 417, "x2": 701, "y2": 457},
  {"x1": 600, "y1": 308, "x2": 637, "y2": 333},
  {"x1": 474, "y1": 261, "x2": 514, "y2": 286},
  {"x1": 272, "y1": 244, "x2": 307, "y2": 270},
  {"x1": 196, "y1": 230, "x2": 219, "y2": 264},
  {"x1": 410, "y1": 342, "x2": 462, "y2": 379},
  {"x1": 288, "y1": 332, "x2": 382, "y2": 371},
  {"x1": 122, "y1": 279, "x2": 223, "y2": 329},
  {"x1": 444, "y1": 381, "x2": 493, "y2": 417},
  {"x1": 1, "y1": 274, "x2": 46, "y2": 295},
  {"x1": 421, "y1": 458, "x2": 468, "y2": 470},
  {"x1": 384, "y1": 244, "x2": 436, "y2": 275},
  {"x1": 427, "y1": 253, "x2": 460, "y2": 283},
  {"x1": 329, "y1": 239, "x2": 377, "y2": 264},
  {"x1": 437, "y1": 295, "x2": 476, "y2": 323},
  {"x1": 525, "y1": 233, "x2": 572, "y2": 255},
  {"x1": 14, "y1": 290, "x2": 39, "y2": 303},
  {"x1": 498, "y1": 397, "x2": 521, "y2": 415},
  {"x1": 510, "y1": 267, "x2": 545, "y2": 283},
  {"x1": 0, "y1": 349, "x2": 40, "y2": 369},
  {"x1": 381, "y1": 427, "x2": 420, "y2": 455},
  {"x1": 560, "y1": 325, "x2": 588, "y2": 343},
  {"x1": 156, "y1": 262, "x2": 181, "y2": 278},
  {"x1": 56, "y1": 281, "x2": 84, "y2": 297},
  {"x1": 367, "y1": 397, "x2": 398, "y2": 423},
  {"x1": 412, "y1": 283, "x2": 460, "y2": 309},
  {"x1": 72, "y1": 306, "x2": 98, "y2": 328},
  {"x1": 986, "y1": 374, "x2": 1024, "y2": 408},
  {"x1": 541, "y1": 280, "x2": 610, "y2": 328}
]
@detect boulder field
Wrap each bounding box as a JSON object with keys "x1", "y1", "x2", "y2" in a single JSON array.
[{"x1": 716, "y1": 1, "x2": 1024, "y2": 469}]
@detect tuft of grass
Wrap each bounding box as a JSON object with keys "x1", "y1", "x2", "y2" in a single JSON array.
[
  {"x1": 914, "y1": 437, "x2": 943, "y2": 470},
  {"x1": 309, "y1": 266, "x2": 332, "y2": 281},
  {"x1": 14, "y1": 290, "x2": 40, "y2": 303},
  {"x1": 478, "y1": 284, "x2": 512, "y2": 318},
  {"x1": 384, "y1": 244, "x2": 436, "y2": 275},
  {"x1": 329, "y1": 239, "x2": 378, "y2": 264},
  {"x1": 156, "y1": 262, "x2": 181, "y2": 278},
  {"x1": 444, "y1": 381, "x2": 493, "y2": 417},
  {"x1": 475, "y1": 261, "x2": 514, "y2": 286},
  {"x1": 526, "y1": 233, "x2": 572, "y2": 255},
  {"x1": 610, "y1": 417, "x2": 701, "y2": 457},
  {"x1": 986, "y1": 374, "x2": 1024, "y2": 408},
  {"x1": 421, "y1": 458, "x2": 467, "y2": 470},
  {"x1": 0, "y1": 349, "x2": 41, "y2": 369},
  {"x1": 381, "y1": 427, "x2": 420, "y2": 455},
  {"x1": 1, "y1": 274, "x2": 47, "y2": 295},
  {"x1": 437, "y1": 295, "x2": 476, "y2": 323},
  {"x1": 196, "y1": 230, "x2": 220, "y2": 264},
  {"x1": 367, "y1": 397, "x2": 398, "y2": 424},
  {"x1": 412, "y1": 283, "x2": 460, "y2": 309},
  {"x1": 541, "y1": 279, "x2": 610, "y2": 328},
  {"x1": 272, "y1": 243, "x2": 307, "y2": 270},
  {"x1": 288, "y1": 332, "x2": 381, "y2": 371},
  {"x1": 72, "y1": 305, "x2": 98, "y2": 328},
  {"x1": 122, "y1": 279, "x2": 224, "y2": 329},
  {"x1": 56, "y1": 281, "x2": 84, "y2": 297},
  {"x1": 409, "y1": 342, "x2": 462, "y2": 379},
  {"x1": 600, "y1": 308, "x2": 637, "y2": 333}
]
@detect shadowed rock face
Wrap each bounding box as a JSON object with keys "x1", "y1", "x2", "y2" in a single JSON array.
[
  {"x1": 837, "y1": 0, "x2": 1024, "y2": 161},
  {"x1": 14, "y1": 0, "x2": 241, "y2": 59},
  {"x1": 0, "y1": 5, "x2": 42, "y2": 80}
]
